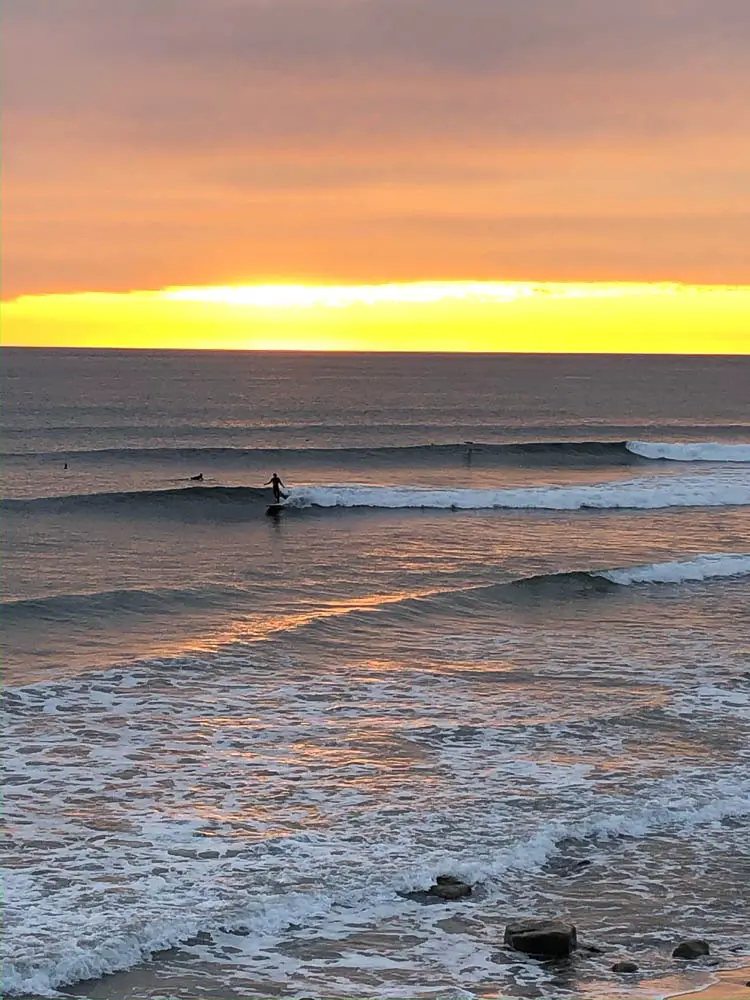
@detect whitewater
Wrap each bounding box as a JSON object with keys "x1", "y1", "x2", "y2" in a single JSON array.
[
  {"x1": 288, "y1": 468, "x2": 750, "y2": 511},
  {"x1": 4, "y1": 549, "x2": 750, "y2": 998}
]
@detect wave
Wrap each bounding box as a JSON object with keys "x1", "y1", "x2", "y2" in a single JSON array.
[
  {"x1": 595, "y1": 553, "x2": 750, "y2": 586},
  {"x1": 421, "y1": 553, "x2": 750, "y2": 609},
  {"x1": 2, "y1": 485, "x2": 268, "y2": 516},
  {"x1": 255, "y1": 552, "x2": 750, "y2": 643},
  {"x1": 271, "y1": 554, "x2": 750, "y2": 639},
  {"x1": 3, "y1": 554, "x2": 744, "y2": 644},
  {"x1": 0, "y1": 584, "x2": 254, "y2": 624},
  {"x1": 6, "y1": 438, "x2": 750, "y2": 466},
  {"x1": 626, "y1": 441, "x2": 750, "y2": 462},
  {"x1": 289, "y1": 471, "x2": 750, "y2": 512},
  {"x1": 3, "y1": 473, "x2": 750, "y2": 522}
]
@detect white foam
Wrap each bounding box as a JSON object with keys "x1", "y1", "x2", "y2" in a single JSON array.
[
  {"x1": 465, "y1": 773, "x2": 750, "y2": 887},
  {"x1": 627, "y1": 441, "x2": 750, "y2": 462},
  {"x1": 4, "y1": 604, "x2": 750, "y2": 996},
  {"x1": 289, "y1": 470, "x2": 750, "y2": 511},
  {"x1": 597, "y1": 553, "x2": 750, "y2": 586}
]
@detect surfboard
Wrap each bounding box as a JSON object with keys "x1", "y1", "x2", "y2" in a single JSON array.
[{"x1": 266, "y1": 503, "x2": 286, "y2": 515}]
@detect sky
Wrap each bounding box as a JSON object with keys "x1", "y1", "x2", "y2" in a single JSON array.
[{"x1": 2, "y1": 0, "x2": 749, "y2": 351}]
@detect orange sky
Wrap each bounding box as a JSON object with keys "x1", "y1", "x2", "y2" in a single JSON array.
[{"x1": 2, "y1": 1, "x2": 749, "y2": 351}]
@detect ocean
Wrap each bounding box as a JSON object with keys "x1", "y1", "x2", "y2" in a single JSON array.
[{"x1": 2, "y1": 348, "x2": 749, "y2": 1000}]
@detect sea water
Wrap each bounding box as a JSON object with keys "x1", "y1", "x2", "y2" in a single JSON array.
[{"x1": 2, "y1": 349, "x2": 749, "y2": 999}]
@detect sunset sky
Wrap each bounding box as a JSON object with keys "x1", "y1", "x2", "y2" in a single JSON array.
[{"x1": 2, "y1": 0, "x2": 749, "y2": 351}]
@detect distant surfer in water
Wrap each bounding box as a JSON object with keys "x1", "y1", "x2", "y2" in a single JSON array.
[
  {"x1": 190, "y1": 473, "x2": 204, "y2": 481},
  {"x1": 265, "y1": 472, "x2": 287, "y2": 503}
]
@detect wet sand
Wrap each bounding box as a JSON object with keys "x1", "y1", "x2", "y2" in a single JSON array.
[{"x1": 667, "y1": 965, "x2": 750, "y2": 1000}]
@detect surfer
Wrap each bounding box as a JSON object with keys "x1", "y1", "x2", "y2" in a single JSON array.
[
  {"x1": 265, "y1": 472, "x2": 287, "y2": 503},
  {"x1": 190, "y1": 473, "x2": 204, "y2": 481}
]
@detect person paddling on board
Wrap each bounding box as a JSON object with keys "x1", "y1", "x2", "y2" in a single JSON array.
[{"x1": 265, "y1": 473, "x2": 287, "y2": 503}]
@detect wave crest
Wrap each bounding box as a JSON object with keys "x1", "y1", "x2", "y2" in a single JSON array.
[
  {"x1": 595, "y1": 553, "x2": 750, "y2": 586},
  {"x1": 290, "y1": 472, "x2": 750, "y2": 512},
  {"x1": 627, "y1": 441, "x2": 750, "y2": 462}
]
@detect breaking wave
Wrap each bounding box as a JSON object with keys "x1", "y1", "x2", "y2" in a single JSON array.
[
  {"x1": 5, "y1": 555, "x2": 745, "y2": 639},
  {"x1": 626, "y1": 441, "x2": 750, "y2": 462},
  {"x1": 277, "y1": 554, "x2": 750, "y2": 636},
  {"x1": 3, "y1": 470, "x2": 750, "y2": 521},
  {"x1": 595, "y1": 552, "x2": 750, "y2": 586},
  {"x1": 289, "y1": 471, "x2": 750, "y2": 512}
]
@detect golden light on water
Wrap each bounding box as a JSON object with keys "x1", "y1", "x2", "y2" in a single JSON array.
[{"x1": 2, "y1": 281, "x2": 748, "y2": 353}]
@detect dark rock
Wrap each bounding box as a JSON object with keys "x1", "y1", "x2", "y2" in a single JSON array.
[
  {"x1": 612, "y1": 961, "x2": 639, "y2": 973},
  {"x1": 504, "y1": 919, "x2": 577, "y2": 959},
  {"x1": 399, "y1": 890, "x2": 439, "y2": 904},
  {"x1": 219, "y1": 924, "x2": 250, "y2": 936},
  {"x1": 430, "y1": 875, "x2": 472, "y2": 900},
  {"x1": 672, "y1": 939, "x2": 710, "y2": 960},
  {"x1": 152, "y1": 946, "x2": 180, "y2": 959},
  {"x1": 400, "y1": 875, "x2": 473, "y2": 904},
  {"x1": 431, "y1": 883, "x2": 470, "y2": 900},
  {"x1": 184, "y1": 930, "x2": 213, "y2": 946}
]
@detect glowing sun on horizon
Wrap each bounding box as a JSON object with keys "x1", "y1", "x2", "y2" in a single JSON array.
[
  {"x1": 1, "y1": 280, "x2": 748, "y2": 353},
  {"x1": 159, "y1": 280, "x2": 684, "y2": 310}
]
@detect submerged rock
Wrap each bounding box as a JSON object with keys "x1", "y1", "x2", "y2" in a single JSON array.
[
  {"x1": 430, "y1": 875, "x2": 472, "y2": 900},
  {"x1": 504, "y1": 919, "x2": 577, "y2": 959},
  {"x1": 184, "y1": 930, "x2": 213, "y2": 946},
  {"x1": 672, "y1": 939, "x2": 710, "y2": 959},
  {"x1": 400, "y1": 874, "x2": 473, "y2": 904},
  {"x1": 612, "y1": 961, "x2": 639, "y2": 973}
]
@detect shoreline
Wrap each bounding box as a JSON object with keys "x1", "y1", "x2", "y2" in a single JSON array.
[
  {"x1": 52, "y1": 961, "x2": 750, "y2": 1000},
  {"x1": 666, "y1": 965, "x2": 750, "y2": 1000}
]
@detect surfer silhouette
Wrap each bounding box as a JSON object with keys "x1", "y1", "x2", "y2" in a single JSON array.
[
  {"x1": 265, "y1": 473, "x2": 287, "y2": 503},
  {"x1": 190, "y1": 473, "x2": 204, "y2": 481}
]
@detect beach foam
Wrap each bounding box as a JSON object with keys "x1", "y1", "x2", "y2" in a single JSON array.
[{"x1": 3, "y1": 619, "x2": 749, "y2": 997}]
